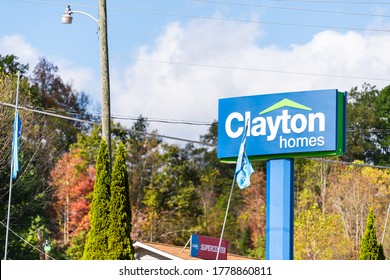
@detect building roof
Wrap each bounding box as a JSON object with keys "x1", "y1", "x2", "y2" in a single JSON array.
[{"x1": 133, "y1": 241, "x2": 255, "y2": 260}]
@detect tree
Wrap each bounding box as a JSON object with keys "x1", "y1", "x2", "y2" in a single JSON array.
[
  {"x1": 344, "y1": 83, "x2": 389, "y2": 165},
  {"x1": 50, "y1": 149, "x2": 95, "y2": 246},
  {"x1": 375, "y1": 85, "x2": 390, "y2": 165},
  {"x1": 359, "y1": 207, "x2": 385, "y2": 260},
  {"x1": 328, "y1": 162, "x2": 390, "y2": 258},
  {"x1": 236, "y1": 171, "x2": 267, "y2": 258},
  {"x1": 1, "y1": 59, "x2": 70, "y2": 259},
  {"x1": 294, "y1": 189, "x2": 351, "y2": 260},
  {"x1": 82, "y1": 140, "x2": 111, "y2": 260},
  {"x1": 107, "y1": 143, "x2": 134, "y2": 260},
  {"x1": 29, "y1": 57, "x2": 92, "y2": 146},
  {"x1": 142, "y1": 143, "x2": 201, "y2": 245},
  {"x1": 124, "y1": 116, "x2": 161, "y2": 240},
  {"x1": 0, "y1": 54, "x2": 29, "y2": 75}
]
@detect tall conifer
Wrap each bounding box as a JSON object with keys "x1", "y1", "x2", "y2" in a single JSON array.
[
  {"x1": 107, "y1": 142, "x2": 134, "y2": 259},
  {"x1": 82, "y1": 140, "x2": 111, "y2": 259},
  {"x1": 359, "y1": 207, "x2": 386, "y2": 260}
]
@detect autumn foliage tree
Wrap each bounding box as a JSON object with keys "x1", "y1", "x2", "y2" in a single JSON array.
[
  {"x1": 50, "y1": 149, "x2": 95, "y2": 245},
  {"x1": 294, "y1": 189, "x2": 351, "y2": 260},
  {"x1": 328, "y1": 162, "x2": 389, "y2": 257},
  {"x1": 238, "y1": 171, "x2": 266, "y2": 258},
  {"x1": 1, "y1": 55, "x2": 91, "y2": 259},
  {"x1": 107, "y1": 143, "x2": 134, "y2": 260}
]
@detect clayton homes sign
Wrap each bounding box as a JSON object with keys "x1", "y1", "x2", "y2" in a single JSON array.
[{"x1": 218, "y1": 89, "x2": 346, "y2": 161}]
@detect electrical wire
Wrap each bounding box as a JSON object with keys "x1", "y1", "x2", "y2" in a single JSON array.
[
  {"x1": 3, "y1": 101, "x2": 389, "y2": 133},
  {"x1": 0, "y1": 102, "x2": 214, "y2": 147},
  {"x1": 112, "y1": 115, "x2": 212, "y2": 126},
  {"x1": 0, "y1": 221, "x2": 56, "y2": 260},
  {"x1": 128, "y1": 57, "x2": 390, "y2": 82},
  {"x1": 2, "y1": 43, "x2": 390, "y2": 82},
  {"x1": 22, "y1": 0, "x2": 390, "y2": 6},
  {"x1": 260, "y1": 0, "x2": 390, "y2": 4},
  {"x1": 306, "y1": 157, "x2": 390, "y2": 169},
  {"x1": 195, "y1": 0, "x2": 390, "y2": 18},
  {"x1": 21, "y1": 0, "x2": 390, "y2": 33},
  {"x1": 1, "y1": 101, "x2": 389, "y2": 168}
]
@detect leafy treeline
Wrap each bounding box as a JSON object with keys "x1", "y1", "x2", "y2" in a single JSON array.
[
  {"x1": 1, "y1": 55, "x2": 389, "y2": 260},
  {"x1": 1, "y1": 55, "x2": 93, "y2": 259}
]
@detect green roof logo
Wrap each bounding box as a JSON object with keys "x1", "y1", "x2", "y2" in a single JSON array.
[{"x1": 260, "y1": 98, "x2": 312, "y2": 115}]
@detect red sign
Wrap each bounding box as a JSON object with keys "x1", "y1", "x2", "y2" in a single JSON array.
[{"x1": 190, "y1": 234, "x2": 228, "y2": 260}]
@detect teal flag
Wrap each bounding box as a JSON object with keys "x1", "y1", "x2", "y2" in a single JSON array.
[
  {"x1": 235, "y1": 125, "x2": 254, "y2": 190},
  {"x1": 11, "y1": 111, "x2": 22, "y2": 179}
]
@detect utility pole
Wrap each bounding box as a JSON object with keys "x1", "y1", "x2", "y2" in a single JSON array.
[
  {"x1": 61, "y1": 1, "x2": 111, "y2": 165},
  {"x1": 99, "y1": 0, "x2": 112, "y2": 166}
]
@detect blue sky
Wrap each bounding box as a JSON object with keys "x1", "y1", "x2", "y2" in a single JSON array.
[{"x1": 1, "y1": 0, "x2": 390, "y2": 142}]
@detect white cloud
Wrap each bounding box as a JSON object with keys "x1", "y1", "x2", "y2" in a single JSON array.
[
  {"x1": 0, "y1": 34, "x2": 99, "y2": 107},
  {"x1": 0, "y1": 34, "x2": 40, "y2": 70},
  {"x1": 55, "y1": 59, "x2": 97, "y2": 97},
  {"x1": 3, "y1": 21, "x2": 389, "y2": 144},
  {"x1": 110, "y1": 19, "x2": 390, "y2": 143}
]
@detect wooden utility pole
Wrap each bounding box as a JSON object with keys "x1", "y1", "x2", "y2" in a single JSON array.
[{"x1": 99, "y1": 0, "x2": 112, "y2": 166}]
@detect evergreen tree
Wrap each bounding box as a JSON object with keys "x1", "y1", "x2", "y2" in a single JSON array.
[
  {"x1": 107, "y1": 142, "x2": 134, "y2": 259},
  {"x1": 82, "y1": 140, "x2": 111, "y2": 259},
  {"x1": 359, "y1": 207, "x2": 386, "y2": 260},
  {"x1": 344, "y1": 83, "x2": 389, "y2": 165}
]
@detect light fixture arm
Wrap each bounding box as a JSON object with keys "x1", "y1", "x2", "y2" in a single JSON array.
[{"x1": 72, "y1": 10, "x2": 99, "y2": 23}]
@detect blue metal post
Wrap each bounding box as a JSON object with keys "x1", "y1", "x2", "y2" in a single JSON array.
[{"x1": 266, "y1": 158, "x2": 294, "y2": 260}]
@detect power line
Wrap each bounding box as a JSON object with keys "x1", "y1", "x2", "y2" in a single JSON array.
[
  {"x1": 0, "y1": 221, "x2": 56, "y2": 260},
  {"x1": 21, "y1": 0, "x2": 390, "y2": 33},
  {"x1": 112, "y1": 115, "x2": 213, "y2": 126},
  {"x1": 306, "y1": 157, "x2": 390, "y2": 169},
  {"x1": 2, "y1": 44, "x2": 390, "y2": 82},
  {"x1": 2, "y1": 101, "x2": 389, "y2": 135},
  {"x1": 3, "y1": 101, "x2": 389, "y2": 134},
  {"x1": 347, "y1": 128, "x2": 390, "y2": 133},
  {"x1": 22, "y1": 0, "x2": 390, "y2": 5},
  {"x1": 195, "y1": 0, "x2": 390, "y2": 17},
  {"x1": 129, "y1": 57, "x2": 390, "y2": 82},
  {"x1": 0, "y1": 102, "x2": 390, "y2": 169},
  {"x1": 6, "y1": 101, "x2": 390, "y2": 133},
  {"x1": 1, "y1": 101, "x2": 389, "y2": 168},
  {"x1": 260, "y1": 0, "x2": 390, "y2": 4},
  {"x1": 0, "y1": 101, "x2": 95, "y2": 125},
  {"x1": 102, "y1": 8, "x2": 390, "y2": 33},
  {"x1": 0, "y1": 102, "x2": 214, "y2": 147}
]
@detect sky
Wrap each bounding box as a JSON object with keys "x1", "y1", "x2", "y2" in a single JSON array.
[{"x1": 1, "y1": 0, "x2": 390, "y2": 145}]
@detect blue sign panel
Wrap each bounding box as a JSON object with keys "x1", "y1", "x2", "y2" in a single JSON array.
[{"x1": 218, "y1": 89, "x2": 346, "y2": 160}]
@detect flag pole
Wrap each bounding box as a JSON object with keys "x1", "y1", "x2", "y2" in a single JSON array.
[
  {"x1": 382, "y1": 203, "x2": 390, "y2": 245},
  {"x1": 216, "y1": 173, "x2": 236, "y2": 260},
  {"x1": 216, "y1": 120, "x2": 252, "y2": 260},
  {"x1": 4, "y1": 71, "x2": 20, "y2": 260}
]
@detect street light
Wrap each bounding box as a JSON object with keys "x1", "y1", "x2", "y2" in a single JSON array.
[
  {"x1": 62, "y1": 2, "x2": 112, "y2": 166},
  {"x1": 62, "y1": 5, "x2": 99, "y2": 24}
]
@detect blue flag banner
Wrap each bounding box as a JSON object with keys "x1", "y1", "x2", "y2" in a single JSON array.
[
  {"x1": 235, "y1": 125, "x2": 254, "y2": 190},
  {"x1": 11, "y1": 111, "x2": 22, "y2": 179}
]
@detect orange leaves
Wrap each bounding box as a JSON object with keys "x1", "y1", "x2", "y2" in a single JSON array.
[{"x1": 50, "y1": 149, "x2": 95, "y2": 243}]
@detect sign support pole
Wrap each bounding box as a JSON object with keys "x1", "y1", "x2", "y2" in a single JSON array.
[{"x1": 266, "y1": 158, "x2": 294, "y2": 260}]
